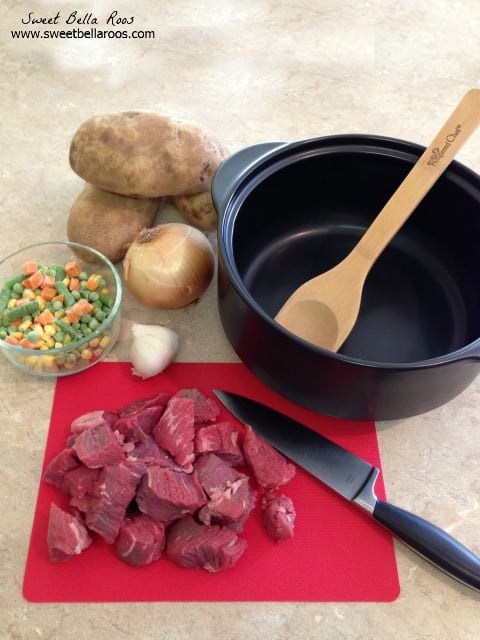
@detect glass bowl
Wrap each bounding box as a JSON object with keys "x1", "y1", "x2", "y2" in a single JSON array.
[{"x1": 0, "y1": 241, "x2": 122, "y2": 377}]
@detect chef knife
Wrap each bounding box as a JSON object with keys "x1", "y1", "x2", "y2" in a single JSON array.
[{"x1": 213, "y1": 389, "x2": 480, "y2": 593}]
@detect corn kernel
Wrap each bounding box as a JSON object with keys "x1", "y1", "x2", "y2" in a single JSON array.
[
  {"x1": 63, "y1": 361, "x2": 76, "y2": 370},
  {"x1": 33, "y1": 324, "x2": 44, "y2": 337},
  {"x1": 63, "y1": 277, "x2": 70, "y2": 286},
  {"x1": 22, "y1": 288, "x2": 35, "y2": 300},
  {"x1": 35, "y1": 296, "x2": 45, "y2": 311},
  {"x1": 54, "y1": 342, "x2": 63, "y2": 349},
  {"x1": 12, "y1": 331, "x2": 23, "y2": 340},
  {"x1": 89, "y1": 338, "x2": 100, "y2": 349},
  {"x1": 99, "y1": 335, "x2": 111, "y2": 349},
  {"x1": 41, "y1": 354, "x2": 57, "y2": 368},
  {"x1": 44, "y1": 324, "x2": 56, "y2": 337},
  {"x1": 80, "y1": 349, "x2": 93, "y2": 360},
  {"x1": 7, "y1": 299, "x2": 17, "y2": 309},
  {"x1": 25, "y1": 355, "x2": 38, "y2": 368},
  {"x1": 19, "y1": 319, "x2": 33, "y2": 332}
]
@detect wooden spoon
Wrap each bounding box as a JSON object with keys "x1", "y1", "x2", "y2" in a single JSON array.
[{"x1": 275, "y1": 88, "x2": 480, "y2": 352}]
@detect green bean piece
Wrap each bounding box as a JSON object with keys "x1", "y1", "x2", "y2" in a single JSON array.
[
  {"x1": 5, "y1": 300, "x2": 40, "y2": 322},
  {"x1": 4, "y1": 273, "x2": 25, "y2": 289},
  {"x1": 54, "y1": 281, "x2": 75, "y2": 307},
  {"x1": 98, "y1": 292, "x2": 112, "y2": 308},
  {"x1": 53, "y1": 265, "x2": 66, "y2": 281},
  {"x1": 54, "y1": 318, "x2": 82, "y2": 340},
  {"x1": 0, "y1": 288, "x2": 11, "y2": 315}
]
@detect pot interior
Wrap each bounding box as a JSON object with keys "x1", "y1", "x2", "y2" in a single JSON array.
[{"x1": 227, "y1": 142, "x2": 480, "y2": 363}]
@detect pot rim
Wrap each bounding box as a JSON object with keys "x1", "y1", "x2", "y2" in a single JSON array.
[{"x1": 216, "y1": 134, "x2": 480, "y2": 369}]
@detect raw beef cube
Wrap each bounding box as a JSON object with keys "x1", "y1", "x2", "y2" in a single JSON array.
[
  {"x1": 114, "y1": 404, "x2": 164, "y2": 442},
  {"x1": 43, "y1": 447, "x2": 79, "y2": 487},
  {"x1": 261, "y1": 492, "x2": 296, "y2": 541},
  {"x1": 152, "y1": 396, "x2": 195, "y2": 470},
  {"x1": 174, "y1": 388, "x2": 220, "y2": 424},
  {"x1": 195, "y1": 454, "x2": 256, "y2": 531},
  {"x1": 115, "y1": 513, "x2": 166, "y2": 566},
  {"x1": 118, "y1": 392, "x2": 171, "y2": 417},
  {"x1": 84, "y1": 461, "x2": 144, "y2": 543},
  {"x1": 70, "y1": 410, "x2": 119, "y2": 434},
  {"x1": 242, "y1": 425, "x2": 296, "y2": 489},
  {"x1": 195, "y1": 454, "x2": 242, "y2": 494},
  {"x1": 136, "y1": 466, "x2": 206, "y2": 523},
  {"x1": 62, "y1": 465, "x2": 101, "y2": 513},
  {"x1": 197, "y1": 477, "x2": 255, "y2": 532},
  {"x1": 128, "y1": 437, "x2": 180, "y2": 469},
  {"x1": 47, "y1": 503, "x2": 92, "y2": 562},
  {"x1": 194, "y1": 421, "x2": 244, "y2": 464},
  {"x1": 73, "y1": 423, "x2": 125, "y2": 468},
  {"x1": 166, "y1": 515, "x2": 247, "y2": 572}
]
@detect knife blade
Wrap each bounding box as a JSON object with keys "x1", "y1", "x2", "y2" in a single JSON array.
[{"x1": 214, "y1": 389, "x2": 480, "y2": 593}]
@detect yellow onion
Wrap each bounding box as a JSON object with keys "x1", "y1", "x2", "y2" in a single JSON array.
[{"x1": 123, "y1": 223, "x2": 215, "y2": 309}]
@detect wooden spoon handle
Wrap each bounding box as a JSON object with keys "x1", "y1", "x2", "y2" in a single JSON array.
[{"x1": 353, "y1": 88, "x2": 480, "y2": 266}]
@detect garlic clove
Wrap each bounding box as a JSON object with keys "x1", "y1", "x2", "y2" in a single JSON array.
[{"x1": 129, "y1": 323, "x2": 180, "y2": 379}]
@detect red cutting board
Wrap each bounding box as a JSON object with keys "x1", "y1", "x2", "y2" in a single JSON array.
[{"x1": 23, "y1": 362, "x2": 400, "y2": 602}]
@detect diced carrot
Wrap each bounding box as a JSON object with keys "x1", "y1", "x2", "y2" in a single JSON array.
[
  {"x1": 22, "y1": 261, "x2": 38, "y2": 276},
  {"x1": 65, "y1": 298, "x2": 92, "y2": 323},
  {"x1": 41, "y1": 286, "x2": 57, "y2": 302},
  {"x1": 86, "y1": 275, "x2": 99, "y2": 291},
  {"x1": 65, "y1": 261, "x2": 81, "y2": 277},
  {"x1": 53, "y1": 294, "x2": 64, "y2": 304},
  {"x1": 5, "y1": 335, "x2": 19, "y2": 346},
  {"x1": 69, "y1": 277, "x2": 80, "y2": 291},
  {"x1": 22, "y1": 270, "x2": 45, "y2": 290},
  {"x1": 77, "y1": 298, "x2": 93, "y2": 315},
  {"x1": 9, "y1": 318, "x2": 22, "y2": 327},
  {"x1": 36, "y1": 309, "x2": 55, "y2": 326},
  {"x1": 66, "y1": 308, "x2": 80, "y2": 323},
  {"x1": 43, "y1": 274, "x2": 56, "y2": 288},
  {"x1": 19, "y1": 338, "x2": 37, "y2": 349}
]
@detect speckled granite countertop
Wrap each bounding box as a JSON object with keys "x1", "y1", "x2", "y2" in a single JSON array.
[{"x1": 1, "y1": 1, "x2": 479, "y2": 638}]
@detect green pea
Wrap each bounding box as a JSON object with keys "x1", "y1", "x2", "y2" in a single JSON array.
[
  {"x1": 88, "y1": 318, "x2": 100, "y2": 331},
  {"x1": 51, "y1": 300, "x2": 63, "y2": 312},
  {"x1": 12, "y1": 282, "x2": 23, "y2": 295},
  {"x1": 94, "y1": 310, "x2": 106, "y2": 322}
]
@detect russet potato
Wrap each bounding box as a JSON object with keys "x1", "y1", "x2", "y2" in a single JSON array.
[
  {"x1": 172, "y1": 191, "x2": 218, "y2": 231},
  {"x1": 66, "y1": 183, "x2": 160, "y2": 263},
  {"x1": 69, "y1": 111, "x2": 229, "y2": 198}
]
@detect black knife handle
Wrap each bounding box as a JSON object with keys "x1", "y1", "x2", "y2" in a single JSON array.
[{"x1": 373, "y1": 500, "x2": 480, "y2": 592}]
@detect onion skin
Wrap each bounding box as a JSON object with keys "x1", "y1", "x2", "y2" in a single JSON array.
[{"x1": 123, "y1": 223, "x2": 215, "y2": 309}]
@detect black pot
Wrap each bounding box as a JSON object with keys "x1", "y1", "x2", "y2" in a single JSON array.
[{"x1": 212, "y1": 135, "x2": 480, "y2": 420}]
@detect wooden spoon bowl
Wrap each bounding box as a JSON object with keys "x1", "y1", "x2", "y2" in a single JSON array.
[{"x1": 275, "y1": 89, "x2": 480, "y2": 351}]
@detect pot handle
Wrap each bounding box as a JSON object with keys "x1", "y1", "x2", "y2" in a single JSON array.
[{"x1": 212, "y1": 142, "x2": 285, "y2": 218}]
